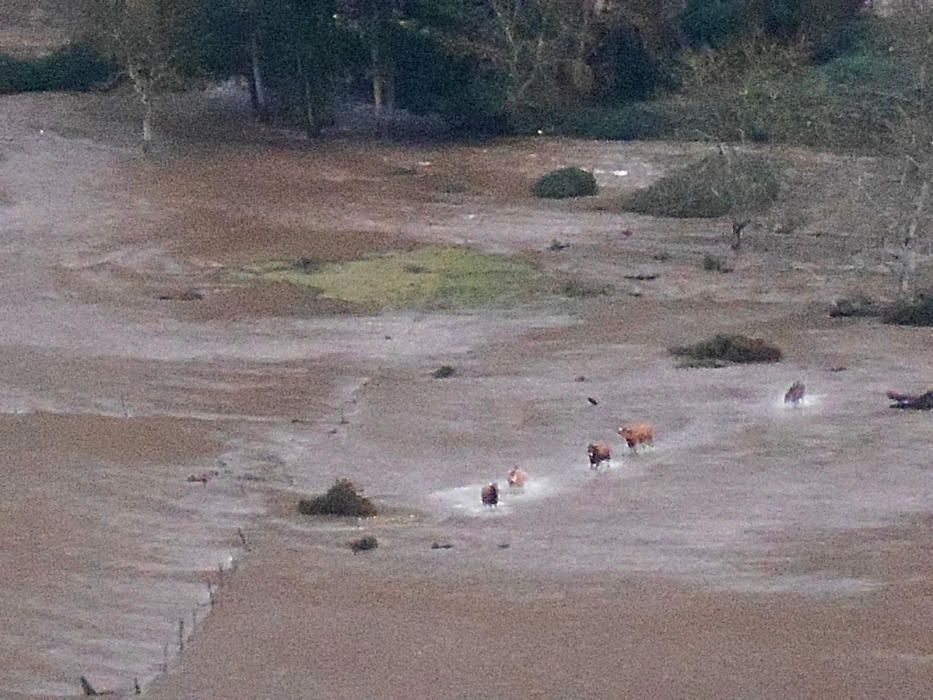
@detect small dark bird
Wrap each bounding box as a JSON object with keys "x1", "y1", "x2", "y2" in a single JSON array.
[
  {"x1": 481, "y1": 482, "x2": 499, "y2": 506},
  {"x1": 587, "y1": 397, "x2": 599, "y2": 405},
  {"x1": 784, "y1": 381, "x2": 806, "y2": 406}
]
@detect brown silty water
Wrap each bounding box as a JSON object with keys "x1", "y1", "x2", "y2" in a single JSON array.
[{"x1": 0, "y1": 90, "x2": 931, "y2": 696}]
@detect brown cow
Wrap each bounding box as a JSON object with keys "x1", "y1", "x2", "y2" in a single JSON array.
[
  {"x1": 507, "y1": 466, "x2": 528, "y2": 488},
  {"x1": 587, "y1": 442, "x2": 612, "y2": 469},
  {"x1": 481, "y1": 482, "x2": 499, "y2": 506},
  {"x1": 617, "y1": 423, "x2": 655, "y2": 454}
]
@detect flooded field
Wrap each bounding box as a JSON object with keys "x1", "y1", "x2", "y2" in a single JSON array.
[{"x1": 0, "y1": 90, "x2": 931, "y2": 698}]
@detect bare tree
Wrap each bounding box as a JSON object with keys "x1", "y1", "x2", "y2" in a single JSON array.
[
  {"x1": 437, "y1": 0, "x2": 624, "y2": 115},
  {"x1": 882, "y1": 4, "x2": 933, "y2": 300},
  {"x1": 82, "y1": 0, "x2": 195, "y2": 153}
]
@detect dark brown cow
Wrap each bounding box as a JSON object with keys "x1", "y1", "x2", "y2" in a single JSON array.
[
  {"x1": 784, "y1": 381, "x2": 806, "y2": 406},
  {"x1": 587, "y1": 442, "x2": 611, "y2": 469},
  {"x1": 481, "y1": 482, "x2": 499, "y2": 506}
]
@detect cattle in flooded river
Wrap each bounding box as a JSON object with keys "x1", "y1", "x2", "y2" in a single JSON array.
[
  {"x1": 617, "y1": 423, "x2": 655, "y2": 454},
  {"x1": 587, "y1": 442, "x2": 612, "y2": 469},
  {"x1": 784, "y1": 381, "x2": 806, "y2": 406}
]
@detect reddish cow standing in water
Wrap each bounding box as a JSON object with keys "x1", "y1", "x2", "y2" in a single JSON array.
[
  {"x1": 481, "y1": 482, "x2": 499, "y2": 506},
  {"x1": 617, "y1": 423, "x2": 655, "y2": 454},
  {"x1": 507, "y1": 466, "x2": 528, "y2": 488},
  {"x1": 784, "y1": 381, "x2": 806, "y2": 406},
  {"x1": 587, "y1": 442, "x2": 612, "y2": 469}
]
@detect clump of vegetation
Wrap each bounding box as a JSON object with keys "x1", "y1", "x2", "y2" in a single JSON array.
[
  {"x1": 671, "y1": 334, "x2": 783, "y2": 366},
  {"x1": 432, "y1": 365, "x2": 456, "y2": 379},
  {"x1": 530, "y1": 103, "x2": 672, "y2": 141},
  {"x1": 532, "y1": 167, "x2": 598, "y2": 199},
  {"x1": 350, "y1": 536, "x2": 378, "y2": 553},
  {"x1": 292, "y1": 257, "x2": 321, "y2": 273},
  {"x1": 830, "y1": 294, "x2": 881, "y2": 318},
  {"x1": 0, "y1": 45, "x2": 115, "y2": 94},
  {"x1": 882, "y1": 294, "x2": 933, "y2": 327},
  {"x1": 702, "y1": 254, "x2": 733, "y2": 272},
  {"x1": 298, "y1": 479, "x2": 377, "y2": 517},
  {"x1": 622, "y1": 151, "x2": 780, "y2": 219},
  {"x1": 558, "y1": 278, "x2": 613, "y2": 298}
]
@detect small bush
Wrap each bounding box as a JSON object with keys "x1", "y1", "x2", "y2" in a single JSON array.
[
  {"x1": 622, "y1": 151, "x2": 780, "y2": 218},
  {"x1": 559, "y1": 279, "x2": 613, "y2": 298},
  {"x1": 0, "y1": 44, "x2": 114, "y2": 94},
  {"x1": 532, "y1": 167, "x2": 598, "y2": 199},
  {"x1": 702, "y1": 254, "x2": 733, "y2": 272},
  {"x1": 882, "y1": 294, "x2": 933, "y2": 327},
  {"x1": 432, "y1": 365, "x2": 456, "y2": 379},
  {"x1": 670, "y1": 334, "x2": 783, "y2": 365},
  {"x1": 350, "y1": 536, "x2": 378, "y2": 553},
  {"x1": 298, "y1": 479, "x2": 377, "y2": 517},
  {"x1": 536, "y1": 104, "x2": 672, "y2": 141},
  {"x1": 830, "y1": 294, "x2": 880, "y2": 318}
]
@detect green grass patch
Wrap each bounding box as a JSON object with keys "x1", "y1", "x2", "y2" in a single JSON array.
[
  {"x1": 241, "y1": 246, "x2": 546, "y2": 311},
  {"x1": 622, "y1": 151, "x2": 780, "y2": 219}
]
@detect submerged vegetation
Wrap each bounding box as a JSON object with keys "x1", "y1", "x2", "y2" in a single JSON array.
[{"x1": 240, "y1": 246, "x2": 547, "y2": 311}]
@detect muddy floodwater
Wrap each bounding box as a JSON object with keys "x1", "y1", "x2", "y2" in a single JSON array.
[{"x1": 0, "y1": 91, "x2": 931, "y2": 698}]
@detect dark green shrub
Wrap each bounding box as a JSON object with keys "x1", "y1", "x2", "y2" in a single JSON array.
[
  {"x1": 0, "y1": 45, "x2": 114, "y2": 94},
  {"x1": 812, "y1": 17, "x2": 876, "y2": 63},
  {"x1": 532, "y1": 167, "x2": 598, "y2": 199},
  {"x1": 0, "y1": 54, "x2": 35, "y2": 93},
  {"x1": 882, "y1": 294, "x2": 933, "y2": 327},
  {"x1": 34, "y1": 45, "x2": 116, "y2": 91},
  {"x1": 830, "y1": 294, "x2": 880, "y2": 318},
  {"x1": 702, "y1": 254, "x2": 733, "y2": 272},
  {"x1": 622, "y1": 151, "x2": 780, "y2": 218},
  {"x1": 559, "y1": 279, "x2": 613, "y2": 297},
  {"x1": 539, "y1": 104, "x2": 672, "y2": 141},
  {"x1": 350, "y1": 536, "x2": 378, "y2": 553},
  {"x1": 432, "y1": 365, "x2": 456, "y2": 379},
  {"x1": 298, "y1": 479, "x2": 377, "y2": 517},
  {"x1": 393, "y1": 27, "x2": 509, "y2": 133},
  {"x1": 670, "y1": 334, "x2": 783, "y2": 365},
  {"x1": 590, "y1": 24, "x2": 674, "y2": 102},
  {"x1": 681, "y1": 0, "x2": 748, "y2": 49}
]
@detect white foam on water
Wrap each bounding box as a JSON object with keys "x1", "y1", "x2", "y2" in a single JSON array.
[{"x1": 431, "y1": 476, "x2": 556, "y2": 516}]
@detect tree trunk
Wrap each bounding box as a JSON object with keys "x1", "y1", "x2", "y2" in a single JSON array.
[
  {"x1": 249, "y1": 31, "x2": 267, "y2": 120},
  {"x1": 296, "y1": 53, "x2": 320, "y2": 139},
  {"x1": 372, "y1": 43, "x2": 396, "y2": 117},
  {"x1": 899, "y1": 179, "x2": 929, "y2": 301},
  {"x1": 141, "y1": 91, "x2": 153, "y2": 154}
]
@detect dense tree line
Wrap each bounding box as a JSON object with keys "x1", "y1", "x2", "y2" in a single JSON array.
[{"x1": 76, "y1": 0, "x2": 874, "y2": 141}]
